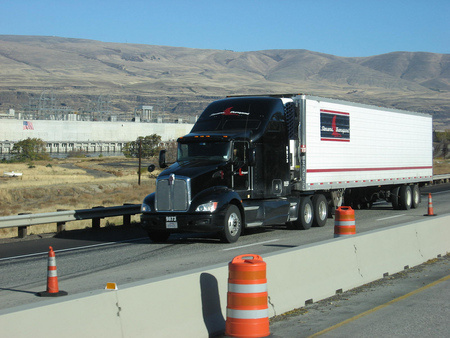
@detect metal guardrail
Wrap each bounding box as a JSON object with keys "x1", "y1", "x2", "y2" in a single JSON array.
[
  {"x1": 0, "y1": 204, "x2": 141, "y2": 238},
  {"x1": 431, "y1": 174, "x2": 450, "y2": 184}
]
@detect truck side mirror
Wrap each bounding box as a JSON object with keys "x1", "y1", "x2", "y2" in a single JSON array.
[
  {"x1": 248, "y1": 148, "x2": 256, "y2": 166},
  {"x1": 148, "y1": 164, "x2": 156, "y2": 172},
  {"x1": 159, "y1": 150, "x2": 167, "y2": 168}
]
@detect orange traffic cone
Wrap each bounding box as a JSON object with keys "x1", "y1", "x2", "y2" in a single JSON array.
[
  {"x1": 36, "y1": 246, "x2": 68, "y2": 297},
  {"x1": 423, "y1": 193, "x2": 437, "y2": 217}
]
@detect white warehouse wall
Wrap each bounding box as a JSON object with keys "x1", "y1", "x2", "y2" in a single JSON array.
[{"x1": 0, "y1": 120, "x2": 194, "y2": 142}]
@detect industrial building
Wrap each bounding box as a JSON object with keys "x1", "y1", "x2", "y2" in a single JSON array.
[{"x1": 0, "y1": 119, "x2": 193, "y2": 156}]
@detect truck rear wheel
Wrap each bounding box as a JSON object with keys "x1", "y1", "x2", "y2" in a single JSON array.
[
  {"x1": 391, "y1": 186, "x2": 401, "y2": 210},
  {"x1": 399, "y1": 185, "x2": 412, "y2": 210},
  {"x1": 290, "y1": 197, "x2": 313, "y2": 230},
  {"x1": 312, "y1": 194, "x2": 328, "y2": 227},
  {"x1": 411, "y1": 184, "x2": 420, "y2": 208},
  {"x1": 147, "y1": 231, "x2": 170, "y2": 243},
  {"x1": 220, "y1": 205, "x2": 242, "y2": 243}
]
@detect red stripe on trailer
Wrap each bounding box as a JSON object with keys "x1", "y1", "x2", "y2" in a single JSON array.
[
  {"x1": 320, "y1": 109, "x2": 350, "y2": 116},
  {"x1": 320, "y1": 138, "x2": 350, "y2": 142}
]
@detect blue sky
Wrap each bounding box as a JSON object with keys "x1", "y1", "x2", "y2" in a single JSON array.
[{"x1": 1, "y1": 0, "x2": 448, "y2": 57}]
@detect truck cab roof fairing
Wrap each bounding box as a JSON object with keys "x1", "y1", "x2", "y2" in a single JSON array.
[{"x1": 191, "y1": 97, "x2": 285, "y2": 141}]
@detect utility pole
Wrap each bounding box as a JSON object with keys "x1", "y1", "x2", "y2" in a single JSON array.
[{"x1": 138, "y1": 139, "x2": 142, "y2": 185}]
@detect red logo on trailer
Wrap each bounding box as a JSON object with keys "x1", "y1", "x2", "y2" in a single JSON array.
[
  {"x1": 320, "y1": 109, "x2": 350, "y2": 142},
  {"x1": 331, "y1": 115, "x2": 342, "y2": 137}
]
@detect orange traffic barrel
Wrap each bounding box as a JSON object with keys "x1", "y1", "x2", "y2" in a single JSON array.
[
  {"x1": 225, "y1": 254, "x2": 270, "y2": 338},
  {"x1": 334, "y1": 206, "x2": 356, "y2": 237},
  {"x1": 36, "y1": 247, "x2": 68, "y2": 297}
]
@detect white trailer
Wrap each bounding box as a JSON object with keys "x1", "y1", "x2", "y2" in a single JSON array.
[{"x1": 286, "y1": 94, "x2": 432, "y2": 212}]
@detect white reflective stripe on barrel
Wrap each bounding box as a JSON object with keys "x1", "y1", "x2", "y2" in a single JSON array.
[
  {"x1": 228, "y1": 282, "x2": 267, "y2": 293},
  {"x1": 47, "y1": 270, "x2": 58, "y2": 277},
  {"x1": 335, "y1": 220, "x2": 354, "y2": 226},
  {"x1": 227, "y1": 308, "x2": 269, "y2": 320},
  {"x1": 48, "y1": 257, "x2": 56, "y2": 266}
]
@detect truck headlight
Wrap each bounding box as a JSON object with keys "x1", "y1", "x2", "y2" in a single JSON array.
[
  {"x1": 195, "y1": 201, "x2": 218, "y2": 212},
  {"x1": 141, "y1": 203, "x2": 151, "y2": 212}
]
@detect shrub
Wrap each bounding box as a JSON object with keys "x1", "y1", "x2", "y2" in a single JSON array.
[
  {"x1": 123, "y1": 134, "x2": 162, "y2": 158},
  {"x1": 11, "y1": 138, "x2": 51, "y2": 162}
]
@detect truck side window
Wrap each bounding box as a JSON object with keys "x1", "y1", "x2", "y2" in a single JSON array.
[{"x1": 233, "y1": 142, "x2": 246, "y2": 166}]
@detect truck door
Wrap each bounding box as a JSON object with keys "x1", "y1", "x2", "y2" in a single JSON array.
[{"x1": 232, "y1": 141, "x2": 249, "y2": 192}]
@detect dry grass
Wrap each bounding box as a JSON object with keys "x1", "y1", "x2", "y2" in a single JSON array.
[
  {"x1": 433, "y1": 158, "x2": 450, "y2": 175},
  {"x1": 0, "y1": 156, "x2": 160, "y2": 238}
]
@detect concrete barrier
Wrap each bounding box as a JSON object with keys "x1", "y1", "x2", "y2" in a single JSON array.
[{"x1": 0, "y1": 215, "x2": 449, "y2": 337}]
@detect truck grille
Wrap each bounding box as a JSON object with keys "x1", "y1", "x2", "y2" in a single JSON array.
[{"x1": 156, "y1": 175, "x2": 190, "y2": 211}]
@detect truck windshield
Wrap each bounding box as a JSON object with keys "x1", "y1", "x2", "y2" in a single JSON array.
[{"x1": 178, "y1": 142, "x2": 231, "y2": 162}]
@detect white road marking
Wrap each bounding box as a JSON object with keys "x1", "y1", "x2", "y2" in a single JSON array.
[
  {"x1": 0, "y1": 237, "x2": 148, "y2": 262},
  {"x1": 376, "y1": 214, "x2": 406, "y2": 221},
  {"x1": 223, "y1": 239, "x2": 280, "y2": 251}
]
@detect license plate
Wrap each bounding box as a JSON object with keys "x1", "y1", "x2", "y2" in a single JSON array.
[{"x1": 166, "y1": 216, "x2": 178, "y2": 229}]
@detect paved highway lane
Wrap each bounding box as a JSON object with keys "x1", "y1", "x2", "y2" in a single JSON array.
[
  {"x1": 269, "y1": 254, "x2": 450, "y2": 337},
  {"x1": 1, "y1": 185, "x2": 449, "y2": 311}
]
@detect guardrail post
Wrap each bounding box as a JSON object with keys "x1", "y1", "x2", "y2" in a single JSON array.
[
  {"x1": 56, "y1": 221, "x2": 66, "y2": 233},
  {"x1": 92, "y1": 206, "x2": 105, "y2": 230},
  {"x1": 17, "y1": 213, "x2": 31, "y2": 238},
  {"x1": 123, "y1": 203, "x2": 134, "y2": 226},
  {"x1": 56, "y1": 209, "x2": 67, "y2": 233},
  {"x1": 123, "y1": 214, "x2": 131, "y2": 226},
  {"x1": 18, "y1": 226, "x2": 27, "y2": 238},
  {"x1": 92, "y1": 218, "x2": 101, "y2": 230}
]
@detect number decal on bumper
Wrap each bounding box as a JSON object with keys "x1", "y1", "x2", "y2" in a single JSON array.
[{"x1": 166, "y1": 216, "x2": 178, "y2": 229}]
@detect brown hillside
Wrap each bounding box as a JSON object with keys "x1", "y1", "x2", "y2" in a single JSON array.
[{"x1": 0, "y1": 35, "x2": 448, "y2": 128}]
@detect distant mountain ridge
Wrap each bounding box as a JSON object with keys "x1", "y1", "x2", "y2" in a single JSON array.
[{"x1": 0, "y1": 35, "x2": 448, "y2": 128}]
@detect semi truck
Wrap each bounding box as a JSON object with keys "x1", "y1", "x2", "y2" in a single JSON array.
[{"x1": 140, "y1": 94, "x2": 433, "y2": 243}]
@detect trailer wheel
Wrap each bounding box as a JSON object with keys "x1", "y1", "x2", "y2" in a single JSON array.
[
  {"x1": 220, "y1": 205, "x2": 242, "y2": 243},
  {"x1": 399, "y1": 185, "x2": 412, "y2": 210},
  {"x1": 391, "y1": 186, "x2": 401, "y2": 210},
  {"x1": 312, "y1": 194, "x2": 328, "y2": 227},
  {"x1": 411, "y1": 184, "x2": 420, "y2": 208},
  {"x1": 290, "y1": 197, "x2": 313, "y2": 230},
  {"x1": 147, "y1": 231, "x2": 170, "y2": 243}
]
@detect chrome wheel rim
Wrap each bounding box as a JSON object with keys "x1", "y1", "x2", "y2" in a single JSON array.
[
  {"x1": 304, "y1": 203, "x2": 313, "y2": 224},
  {"x1": 318, "y1": 201, "x2": 327, "y2": 220},
  {"x1": 227, "y1": 213, "x2": 240, "y2": 236}
]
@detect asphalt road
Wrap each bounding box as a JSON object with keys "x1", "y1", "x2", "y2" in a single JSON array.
[
  {"x1": 0, "y1": 184, "x2": 449, "y2": 315},
  {"x1": 268, "y1": 254, "x2": 450, "y2": 337}
]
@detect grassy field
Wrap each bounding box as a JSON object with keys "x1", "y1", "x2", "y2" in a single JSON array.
[
  {"x1": 1, "y1": 156, "x2": 449, "y2": 239},
  {"x1": 0, "y1": 156, "x2": 160, "y2": 238},
  {"x1": 433, "y1": 158, "x2": 450, "y2": 175}
]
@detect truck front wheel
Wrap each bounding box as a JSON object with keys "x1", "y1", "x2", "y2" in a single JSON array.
[{"x1": 220, "y1": 205, "x2": 242, "y2": 243}]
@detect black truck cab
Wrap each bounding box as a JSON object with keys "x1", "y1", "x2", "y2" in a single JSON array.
[{"x1": 141, "y1": 96, "x2": 294, "y2": 243}]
